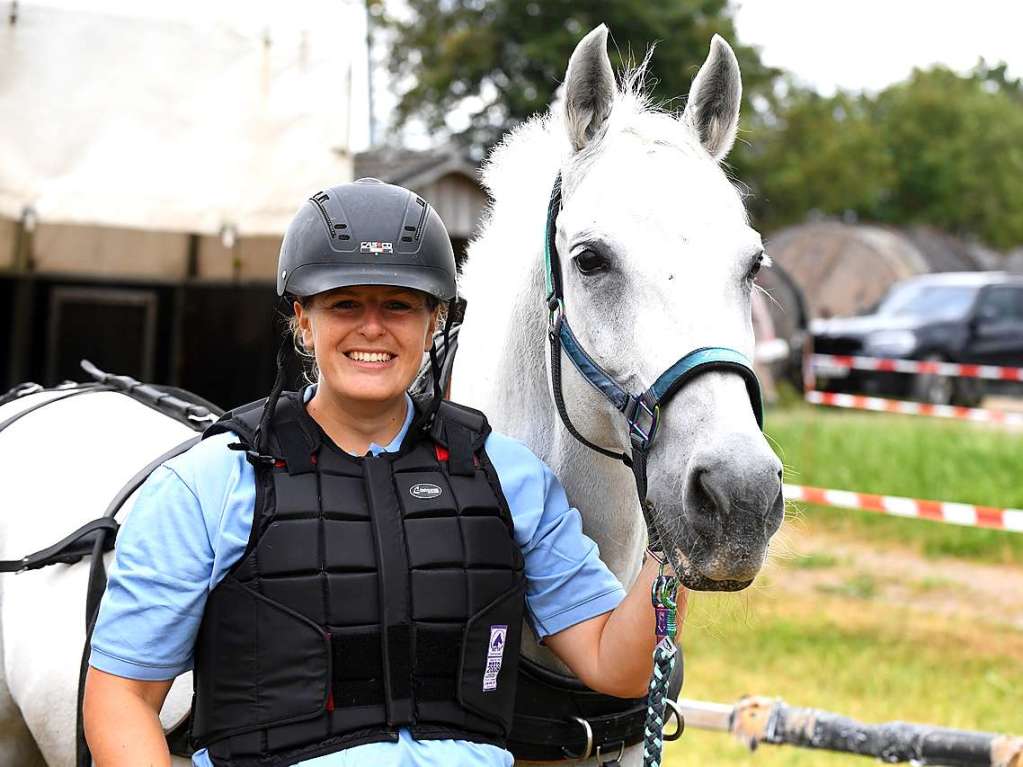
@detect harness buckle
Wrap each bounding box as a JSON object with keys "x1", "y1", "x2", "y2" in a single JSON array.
[{"x1": 562, "y1": 716, "x2": 594, "y2": 760}]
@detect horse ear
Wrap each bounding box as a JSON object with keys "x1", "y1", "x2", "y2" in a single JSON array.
[
  {"x1": 682, "y1": 35, "x2": 742, "y2": 161},
  {"x1": 564, "y1": 24, "x2": 616, "y2": 152}
]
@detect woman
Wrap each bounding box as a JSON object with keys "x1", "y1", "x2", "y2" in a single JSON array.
[{"x1": 83, "y1": 178, "x2": 684, "y2": 767}]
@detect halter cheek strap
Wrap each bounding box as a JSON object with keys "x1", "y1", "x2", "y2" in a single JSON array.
[{"x1": 543, "y1": 172, "x2": 764, "y2": 549}]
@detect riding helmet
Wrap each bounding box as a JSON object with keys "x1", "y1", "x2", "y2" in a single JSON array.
[{"x1": 277, "y1": 178, "x2": 457, "y2": 301}]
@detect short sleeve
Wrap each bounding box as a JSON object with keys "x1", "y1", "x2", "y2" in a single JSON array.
[
  {"x1": 484, "y1": 432, "x2": 626, "y2": 640},
  {"x1": 89, "y1": 433, "x2": 255, "y2": 680}
]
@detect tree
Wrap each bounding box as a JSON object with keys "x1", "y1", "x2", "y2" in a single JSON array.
[
  {"x1": 737, "y1": 84, "x2": 895, "y2": 231},
  {"x1": 869, "y1": 66, "x2": 1023, "y2": 248},
  {"x1": 739, "y1": 65, "x2": 1023, "y2": 248},
  {"x1": 375, "y1": 0, "x2": 779, "y2": 154}
]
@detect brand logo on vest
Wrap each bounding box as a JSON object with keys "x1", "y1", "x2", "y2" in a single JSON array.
[
  {"x1": 360, "y1": 241, "x2": 393, "y2": 254},
  {"x1": 483, "y1": 625, "x2": 507, "y2": 692},
  {"x1": 409, "y1": 483, "x2": 443, "y2": 500}
]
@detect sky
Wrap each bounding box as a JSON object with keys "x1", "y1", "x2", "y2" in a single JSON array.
[{"x1": 733, "y1": 0, "x2": 1023, "y2": 95}]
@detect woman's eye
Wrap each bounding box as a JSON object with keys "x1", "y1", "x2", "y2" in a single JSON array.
[
  {"x1": 574, "y1": 249, "x2": 610, "y2": 276},
  {"x1": 332, "y1": 300, "x2": 358, "y2": 310},
  {"x1": 384, "y1": 301, "x2": 413, "y2": 312}
]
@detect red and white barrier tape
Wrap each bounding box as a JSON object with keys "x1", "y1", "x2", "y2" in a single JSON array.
[
  {"x1": 805, "y1": 390, "x2": 1023, "y2": 426},
  {"x1": 811, "y1": 354, "x2": 1023, "y2": 382},
  {"x1": 784, "y1": 484, "x2": 1023, "y2": 533}
]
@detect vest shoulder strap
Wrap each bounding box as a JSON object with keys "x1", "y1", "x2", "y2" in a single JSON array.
[
  {"x1": 430, "y1": 400, "x2": 492, "y2": 476},
  {"x1": 202, "y1": 397, "x2": 267, "y2": 445},
  {"x1": 203, "y1": 392, "x2": 320, "y2": 474}
]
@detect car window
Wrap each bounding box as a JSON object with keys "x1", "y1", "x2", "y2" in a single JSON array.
[
  {"x1": 877, "y1": 284, "x2": 977, "y2": 320},
  {"x1": 979, "y1": 287, "x2": 1023, "y2": 321}
]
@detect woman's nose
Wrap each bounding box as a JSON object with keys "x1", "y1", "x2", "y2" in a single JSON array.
[{"x1": 357, "y1": 305, "x2": 386, "y2": 337}]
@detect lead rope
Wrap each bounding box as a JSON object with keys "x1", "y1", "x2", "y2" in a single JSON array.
[{"x1": 642, "y1": 562, "x2": 680, "y2": 767}]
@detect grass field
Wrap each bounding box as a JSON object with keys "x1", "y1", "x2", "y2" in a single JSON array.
[
  {"x1": 765, "y1": 401, "x2": 1023, "y2": 563},
  {"x1": 663, "y1": 399, "x2": 1023, "y2": 765}
]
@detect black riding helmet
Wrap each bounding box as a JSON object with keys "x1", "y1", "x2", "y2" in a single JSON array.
[
  {"x1": 251, "y1": 179, "x2": 458, "y2": 456},
  {"x1": 277, "y1": 177, "x2": 457, "y2": 301}
]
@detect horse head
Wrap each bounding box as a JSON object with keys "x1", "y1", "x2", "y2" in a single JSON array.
[{"x1": 551, "y1": 25, "x2": 784, "y2": 591}]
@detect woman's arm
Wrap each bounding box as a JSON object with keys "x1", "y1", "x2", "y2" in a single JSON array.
[
  {"x1": 544, "y1": 555, "x2": 687, "y2": 698},
  {"x1": 83, "y1": 668, "x2": 174, "y2": 767}
]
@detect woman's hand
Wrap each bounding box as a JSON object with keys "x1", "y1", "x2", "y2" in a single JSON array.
[
  {"x1": 83, "y1": 667, "x2": 174, "y2": 767},
  {"x1": 543, "y1": 553, "x2": 687, "y2": 699}
]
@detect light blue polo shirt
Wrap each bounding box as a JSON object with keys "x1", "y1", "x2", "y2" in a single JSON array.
[{"x1": 90, "y1": 389, "x2": 626, "y2": 767}]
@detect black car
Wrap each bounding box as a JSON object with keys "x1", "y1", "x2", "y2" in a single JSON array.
[{"x1": 811, "y1": 272, "x2": 1023, "y2": 405}]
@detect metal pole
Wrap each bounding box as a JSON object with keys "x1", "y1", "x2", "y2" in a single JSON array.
[
  {"x1": 676, "y1": 697, "x2": 1023, "y2": 767},
  {"x1": 364, "y1": 0, "x2": 375, "y2": 146}
]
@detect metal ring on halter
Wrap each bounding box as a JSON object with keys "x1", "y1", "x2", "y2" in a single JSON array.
[
  {"x1": 562, "y1": 716, "x2": 594, "y2": 760},
  {"x1": 663, "y1": 698, "x2": 686, "y2": 741},
  {"x1": 597, "y1": 740, "x2": 625, "y2": 764}
]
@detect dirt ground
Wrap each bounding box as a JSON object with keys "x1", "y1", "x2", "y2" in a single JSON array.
[{"x1": 765, "y1": 526, "x2": 1023, "y2": 634}]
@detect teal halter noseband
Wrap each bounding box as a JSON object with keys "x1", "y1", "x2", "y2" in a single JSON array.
[{"x1": 543, "y1": 173, "x2": 764, "y2": 546}]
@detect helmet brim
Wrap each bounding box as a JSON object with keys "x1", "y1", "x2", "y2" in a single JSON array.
[{"x1": 281, "y1": 263, "x2": 456, "y2": 302}]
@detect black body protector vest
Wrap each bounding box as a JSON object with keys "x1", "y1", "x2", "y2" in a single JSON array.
[{"x1": 191, "y1": 392, "x2": 526, "y2": 766}]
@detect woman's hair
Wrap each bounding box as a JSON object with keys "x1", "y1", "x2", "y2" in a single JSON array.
[{"x1": 288, "y1": 291, "x2": 442, "y2": 384}]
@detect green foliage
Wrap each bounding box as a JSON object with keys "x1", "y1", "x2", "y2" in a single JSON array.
[
  {"x1": 377, "y1": 0, "x2": 778, "y2": 152},
  {"x1": 742, "y1": 65, "x2": 1023, "y2": 248}
]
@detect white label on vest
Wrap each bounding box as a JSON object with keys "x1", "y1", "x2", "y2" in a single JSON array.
[
  {"x1": 409, "y1": 483, "x2": 443, "y2": 500},
  {"x1": 483, "y1": 625, "x2": 507, "y2": 691},
  {"x1": 360, "y1": 241, "x2": 393, "y2": 254}
]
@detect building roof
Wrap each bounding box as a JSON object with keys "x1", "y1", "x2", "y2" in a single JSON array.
[{"x1": 354, "y1": 146, "x2": 480, "y2": 190}]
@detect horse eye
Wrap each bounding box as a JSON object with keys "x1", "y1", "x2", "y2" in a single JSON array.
[
  {"x1": 747, "y1": 251, "x2": 765, "y2": 281},
  {"x1": 574, "y1": 249, "x2": 610, "y2": 276}
]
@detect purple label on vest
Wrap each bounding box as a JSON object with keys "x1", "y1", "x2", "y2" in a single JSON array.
[{"x1": 483, "y1": 624, "x2": 507, "y2": 691}]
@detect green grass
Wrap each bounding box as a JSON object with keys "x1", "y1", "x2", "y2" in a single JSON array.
[
  {"x1": 664, "y1": 590, "x2": 1023, "y2": 766},
  {"x1": 659, "y1": 398, "x2": 1023, "y2": 765},
  {"x1": 785, "y1": 551, "x2": 840, "y2": 570},
  {"x1": 765, "y1": 402, "x2": 1023, "y2": 563}
]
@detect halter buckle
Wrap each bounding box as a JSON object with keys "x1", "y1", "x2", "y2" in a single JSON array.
[{"x1": 625, "y1": 395, "x2": 660, "y2": 449}]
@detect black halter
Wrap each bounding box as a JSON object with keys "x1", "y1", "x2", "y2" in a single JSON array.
[{"x1": 543, "y1": 173, "x2": 764, "y2": 551}]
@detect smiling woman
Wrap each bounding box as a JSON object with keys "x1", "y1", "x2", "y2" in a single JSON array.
[{"x1": 81, "y1": 176, "x2": 685, "y2": 767}]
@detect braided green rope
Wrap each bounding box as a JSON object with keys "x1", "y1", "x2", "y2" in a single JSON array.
[{"x1": 643, "y1": 567, "x2": 680, "y2": 767}]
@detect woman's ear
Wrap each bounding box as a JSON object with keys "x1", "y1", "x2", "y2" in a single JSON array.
[
  {"x1": 294, "y1": 300, "x2": 314, "y2": 352},
  {"x1": 424, "y1": 306, "x2": 441, "y2": 351}
]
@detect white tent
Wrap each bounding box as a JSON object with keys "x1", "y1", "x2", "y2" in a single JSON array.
[{"x1": 0, "y1": 0, "x2": 364, "y2": 236}]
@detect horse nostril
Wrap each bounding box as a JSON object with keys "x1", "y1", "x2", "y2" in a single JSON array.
[{"x1": 687, "y1": 466, "x2": 726, "y2": 537}]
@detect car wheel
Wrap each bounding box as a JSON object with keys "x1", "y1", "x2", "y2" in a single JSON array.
[
  {"x1": 911, "y1": 355, "x2": 954, "y2": 405},
  {"x1": 951, "y1": 376, "x2": 984, "y2": 408}
]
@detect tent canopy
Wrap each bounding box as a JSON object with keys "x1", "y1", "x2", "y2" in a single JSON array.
[{"x1": 0, "y1": 0, "x2": 363, "y2": 235}]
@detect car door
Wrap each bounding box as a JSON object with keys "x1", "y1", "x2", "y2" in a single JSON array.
[{"x1": 968, "y1": 285, "x2": 1023, "y2": 367}]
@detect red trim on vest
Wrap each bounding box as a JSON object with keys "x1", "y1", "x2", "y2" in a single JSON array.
[
  {"x1": 326, "y1": 690, "x2": 335, "y2": 713},
  {"x1": 434, "y1": 445, "x2": 449, "y2": 462}
]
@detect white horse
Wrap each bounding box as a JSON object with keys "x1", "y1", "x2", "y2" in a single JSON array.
[
  {"x1": 453, "y1": 25, "x2": 783, "y2": 765},
  {"x1": 0, "y1": 25, "x2": 783, "y2": 767}
]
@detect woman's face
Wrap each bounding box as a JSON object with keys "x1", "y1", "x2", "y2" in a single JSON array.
[{"x1": 295, "y1": 285, "x2": 439, "y2": 407}]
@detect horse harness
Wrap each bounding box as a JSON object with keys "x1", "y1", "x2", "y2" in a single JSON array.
[{"x1": 0, "y1": 363, "x2": 220, "y2": 767}]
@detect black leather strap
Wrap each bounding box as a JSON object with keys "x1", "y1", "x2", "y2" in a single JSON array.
[
  {"x1": 0, "y1": 518, "x2": 119, "y2": 573},
  {"x1": 507, "y1": 654, "x2": 684, "y2": 762}
]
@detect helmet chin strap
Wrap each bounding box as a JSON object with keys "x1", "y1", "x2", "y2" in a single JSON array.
[{"x1": 254, "y1": 297, "x2": 294, "y2": 458}]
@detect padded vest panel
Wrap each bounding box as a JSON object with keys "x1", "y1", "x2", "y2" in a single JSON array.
[{"x1": 193, "y1": 393, "x2": 525, "y2": 767}]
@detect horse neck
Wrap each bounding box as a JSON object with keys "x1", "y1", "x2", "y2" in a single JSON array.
[{"x1": 483, "y1": 250, "x2": 647, "y2": 590}]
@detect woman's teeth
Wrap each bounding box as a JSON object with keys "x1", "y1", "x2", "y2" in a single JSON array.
[{"x1": 347, "y1": 351, "x2": 394, "y2": 362}]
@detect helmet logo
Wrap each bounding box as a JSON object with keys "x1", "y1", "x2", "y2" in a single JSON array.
[
  {"x1": 361, "y1": 241, "x2": 394, "y2": 254},
  {"x1": 410, "y1": 483, "x2": 443, "y2": 500}
]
